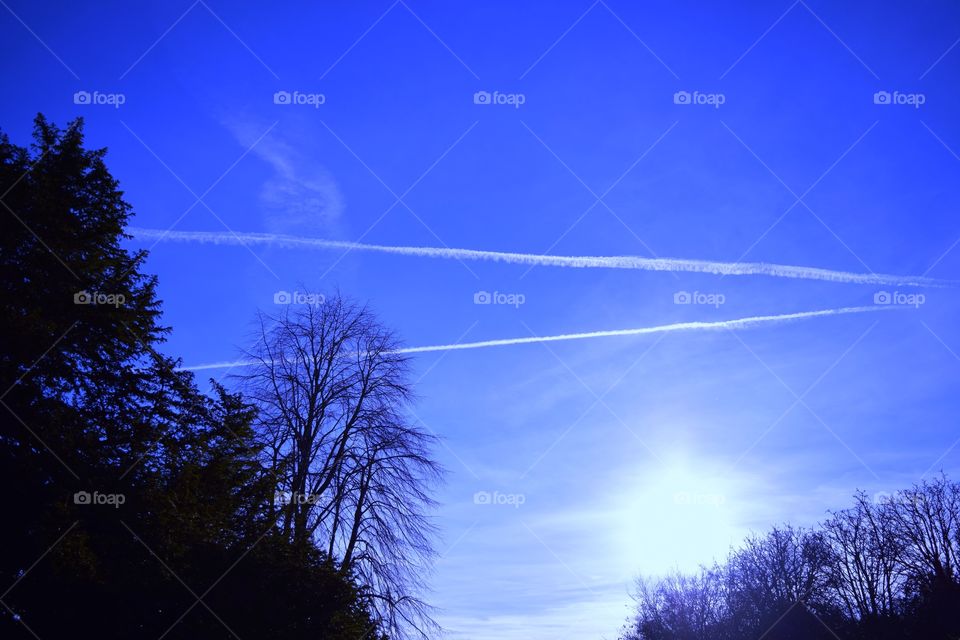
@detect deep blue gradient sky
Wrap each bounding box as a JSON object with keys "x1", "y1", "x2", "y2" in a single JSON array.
[{"x1": 4, "y1": 1, "x2": 960, "y2": 637}]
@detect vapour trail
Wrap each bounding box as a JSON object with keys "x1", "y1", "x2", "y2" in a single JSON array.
[
  {"x1": 179, "y1": 305, "x2": 899, "y2": 372},
  {"x1": 127, "y1": 227, "x2": 953, "y2": 288}
]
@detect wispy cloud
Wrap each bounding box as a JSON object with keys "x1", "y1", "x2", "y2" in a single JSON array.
[
  {"x1": 127, "y1": 227, "x2": 954, "y2": 288},
  {"x1": 225, "y1": 121, "x2": 343, "y2": 232},
  {"x1": 177, "y1": 306, "x2": 900, "y2": 371}
]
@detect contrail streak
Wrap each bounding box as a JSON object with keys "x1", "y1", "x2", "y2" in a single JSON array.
[
  {"x1": 128, "y1": 227, "x2": 953, "y2": 288},
  {"x1": 179, "y1": 305, "x2": 899, "y2": 372}
]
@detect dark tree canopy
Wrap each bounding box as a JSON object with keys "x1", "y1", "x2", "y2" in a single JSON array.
[{"x1": 0, "y1": 116, "x2": 385, "y2": 639}]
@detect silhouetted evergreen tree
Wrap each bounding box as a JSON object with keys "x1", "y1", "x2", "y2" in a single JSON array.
[{"x1": 0, "y1": 116, "x2": 382, "y2": 638}]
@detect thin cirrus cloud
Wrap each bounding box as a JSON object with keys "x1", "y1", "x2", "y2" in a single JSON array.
[
  {"x1": 176, "y1": 306, "x2": 902, "y2": 372},
  {"x1": 225, "y1": 121, "x2": 343, "y2": 232},
  {"x1": 127, "y1": 227, "x2": 954, "y2": 288}
]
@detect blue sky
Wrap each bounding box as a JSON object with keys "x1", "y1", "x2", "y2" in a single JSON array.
[{"x1": 4, "y1": 1, "x2": 960, "y2": 637}]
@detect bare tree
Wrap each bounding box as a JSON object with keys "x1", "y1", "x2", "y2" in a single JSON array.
[
  {"x1": 884, "y1": 475, "x2": 960, "y2": 588},
  {"x1": 728, "y1": 526, "x2": 832, "y2": 605},
  {"x1": 822, "y1": 492, "x2": 903, "y2": 621},
  {"x1": 238, "y1": 293, "x2": 442, "y2": 638},
  {"x1": 723, "y1": 525, "x2": 836, "y2": 638},
  {"x1": 620, "y1": 480, "x2": 960, "y2": 639},
  {"x1": 626, "y1": 566, "x2": 727, "y2": 640}
]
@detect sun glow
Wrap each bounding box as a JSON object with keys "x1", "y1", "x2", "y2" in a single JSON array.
[{"x1": 613, "y1": 452, "x2": 748, "y2": 576}]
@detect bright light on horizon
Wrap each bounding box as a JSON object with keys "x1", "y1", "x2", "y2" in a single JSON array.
[{"x1": 613, "y1": 452, "x2": 747, "y2": 577}]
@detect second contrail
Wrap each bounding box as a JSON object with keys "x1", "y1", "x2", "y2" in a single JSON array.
[{"x1": 179, "y1": 305, "x2": 900, "y2": 372}]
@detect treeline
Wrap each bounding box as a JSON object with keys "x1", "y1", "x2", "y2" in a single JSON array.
[
  {"x1": 0, "y1": 116, "x2": 439, "y2": 638},
  {"x1": 621, "y1": 476, "x2": 960, "y2": 640}
]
